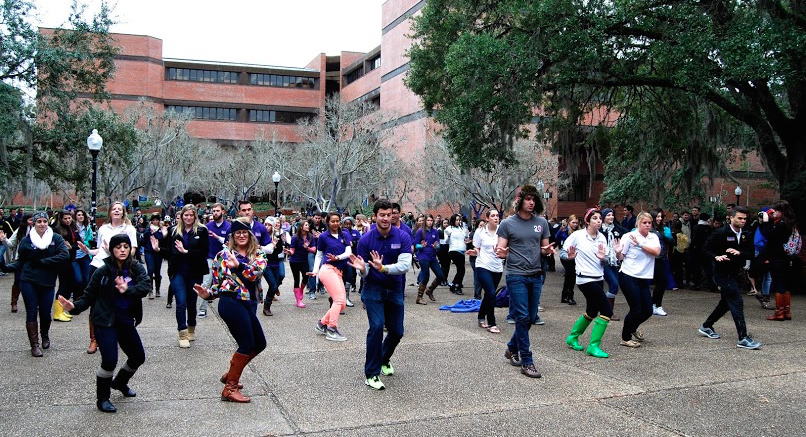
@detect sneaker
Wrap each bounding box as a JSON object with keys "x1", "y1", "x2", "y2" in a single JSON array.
[
  {"x1": 506, "y1": 317, "x2": 515, "y2": 324},
  {"x1": 698, "y1": 326, "x2": 720, "y2": 339},
  {"x1": 325, "y1": 327, "x2": 347, "y2": 342},
  {"x1": 345, "y1": 298, "x2": 355, "y2": 307},
  {"x1": 737, "y1": 337, "x2": 761, "y2": 350},
  {"x1": 653, "y1": 305, "x2": 668, "y2": 316},
  {"x1": 365, "y1": 375, "x2": 385, "y2": 390},
  {"x1": 520, "y1": 364, "x2": 542, "y2": 378},
  {"x1": 538, "y1": 305, "x2": 544, "y2": 311},
  {"x1": 533, "y1": 316, "x2": 545, "y2": 325},
  {"x1": 308, "y1": 292, "x2": 316, "y2": 300},
  {"x1": 197, "y1": 308, "x2": 207, "y2": 319},
  {"x1": 147, "y1": 291, "x2": 154, "y2": 300},
  {"x1": 315, "y1": 320, "x2": 326, "y2": 334},
  {"x1": 381, "y1": 362, "x2": 395, "y2": 376},
  {"x1": 166, "y1": 302, "x2": 172, "y2": 308},
  {"x1": 620, "y1": 339, "x2": 641, "y2": 348},
  {"x1": 504, "y1": 349, "x2": 521, "y2": 366}
]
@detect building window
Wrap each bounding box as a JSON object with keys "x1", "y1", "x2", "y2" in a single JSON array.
[
  {"x1": 367, "y1": 55, "x2": 381, "y2": 72},
  {"x1": 344, "y1": 66, "x2": 364, "y2": 85},
  {"x1": 558, "y1": 177, "x2": 589, "y2": 202},
  {"x1": 248, "y1": 109, "x2": 313, "y2": 124},
  {"x1": 166, "y1": 105, "x2": 237, "y2": 121},
  {"x1": 167, "y1": 68, "x2": 239, "y2": 84},
  {"x1": 248, "y1": 73, "x2": 317, "y2": 89}
]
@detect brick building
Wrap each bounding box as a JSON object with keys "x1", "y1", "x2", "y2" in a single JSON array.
[{"x1": 38, "y1": 0, "x2": 779, "y2": 218}]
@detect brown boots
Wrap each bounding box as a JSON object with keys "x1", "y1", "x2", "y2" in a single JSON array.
[
  {"x1": 767, "y1": 292, "x2": 792, "y2": 321},
  {"x1": 11, "y1": 284, "x2": 20, "y2": 313},
  {"x1": 221, "y1": 352, "x2": 251, "y2": 403},
  {"x1": 425, "y1": 279, "x2": 439, "y2": 302},
  {"x1": 25, "y1": 321, "x2": 43, "y2": 357},
  {"x1": 416, "y1": 284, "x2": 427, "y2": 305},
  {"x1": 607, "y1": 297, "x2": 620, "y2": 321},
  {"x1": 87, "y1": 322, "x2": 98, "y2": 354}
]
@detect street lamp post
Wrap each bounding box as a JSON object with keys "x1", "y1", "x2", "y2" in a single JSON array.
[
  {"x1": 272, "y1": 171, "x2": 281, "y2": 217},
  {"x1": 735, "y1": 186, "x2": 743, "y2": 206},
  {"x1": 87, "y1": 129, "x2": 103, "y2": 228}
]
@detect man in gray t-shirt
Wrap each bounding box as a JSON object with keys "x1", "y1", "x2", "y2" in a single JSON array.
[{"x1": 496, "y1": 184, "x2": 554, "y2": 379}]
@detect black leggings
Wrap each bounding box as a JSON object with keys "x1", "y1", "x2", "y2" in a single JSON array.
[
  {"x1": 578, "y1": 280, "x2": 613, "y2": 319},
  {"x1": 653, "y1": 257, "x2": 667, "y2": 307},
  {"x1": 289, "y1": 261, "x2": 310, "y2": 289},
  {"x1": 218, "y1": 296, "x2": 266, "y2": 355},
  {"x1": 95, "y1": 324, "x2": 146, "y2": 372},
  {"x1": 449, "y1": 251, "x2": 466, "y2": 286},
  {"x1": 561, "y1": 258, "x2": 576, "y2": 292},
  {"x1": 437, "y1": 246, "x2": 451, "y2": 280}
]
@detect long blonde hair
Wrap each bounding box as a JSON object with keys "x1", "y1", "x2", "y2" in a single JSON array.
[
  {"x1": 105, "y1": 201, "x2": 131, "y2": 226},
  {"x1": 227, "y1": 217, "x2": 260, "y2": 261},
  {"x1": 173, "y1": 205, "x2": 205, "y2": 237}
]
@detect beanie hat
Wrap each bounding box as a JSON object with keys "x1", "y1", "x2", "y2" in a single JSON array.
[
  {"x1": 230, "y1": 219, "x2": 252, "y2": 234},
  {"x1": 601, "y1": 208, "x2": 614, "y2": 219},
  {"x1": 32, "y1": 211, "x2": 48, "y2": 221},
  {"x1": 109, "y1": 233, "x2": 131, "y2": 249}
]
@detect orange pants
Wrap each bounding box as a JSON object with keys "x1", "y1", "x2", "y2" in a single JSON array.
[{"x1": 319, "y1": 264, "x2": 346, "y2": 328}]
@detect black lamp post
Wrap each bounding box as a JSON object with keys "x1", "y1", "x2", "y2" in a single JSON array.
[
  {"x1": 735, "y1": 186, "x2": 742, "y2": 206},
  {"x1": 272, "y1": 171, "x2": 281, "y2": 217},
  {"x1": 87, "y1": 129, "x2": 103, "y2": 228}
]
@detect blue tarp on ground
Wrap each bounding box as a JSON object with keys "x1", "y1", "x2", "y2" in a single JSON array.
[{"x1": 438, "y1": 299, "x2": 481, "y2": 313}]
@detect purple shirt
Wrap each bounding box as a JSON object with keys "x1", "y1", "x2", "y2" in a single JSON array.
[
  {"x1": 249, "y1": 221, "x2": 272, "y2": 247},
  {"x1": 289, "y1": 234, "x2": 314, "y2": 263},
  {"x1": 206, "y1": 220, "x2": 231, "y2": 259},
  {"x1": 413, "y1": 228, "x2": 439, "y2": 261},
  {"x1": 357, "y1": 225, "x2": 412, "y2": 290},
  {"x1": 317, "y1": 230, "x2": 352, "y2": 271}
]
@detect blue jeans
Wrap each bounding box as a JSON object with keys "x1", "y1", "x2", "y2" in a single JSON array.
[
  {"x1": 73, "y1": 256, "x2": 91, "y2": 294},
  {"x1": 603, "y1": 264, "x2": 620, "y2": 298},
  {"x1": 20, "y1": 281, "x2": 55, "y2": 323},
  {"x1": 361, "y1": 283, "x2": 404, "y2": 378},
  {"x1": 170, "y1": 273, "x2": 201, "y2": 331},
  {"x1": 95, "y1": 324, "x2": 146, "y2": 372},
  {"x1": 144, "y1": 252, "x2": 163, "y2": 281},
  {"x1": 418, "y1": 259, "x2": 445, "y2": 285},
  {"x1": 506, "y1": 273, "x2": 544, "y2": 366},
  {"x1": 470, "y1": 257, "x2": 483, "y2": 299},
  {"x1": 307, "y1": 253, "x2": 317, "y2": 292},
  {"x1": 218, "y1": 296, "x2": 266, "y2": 355},
  {"x1": 263, "y1": 264, "x2": 281, "y2": 307}
]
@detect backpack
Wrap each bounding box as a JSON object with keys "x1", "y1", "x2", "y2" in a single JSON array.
[
  {"x1": 494, "y1": 286, "x2": 509, "y2": 307},
  {"x1": 784, "y1": 228, "x2": 802, "y2": 257},
  {"x1": 675, "y1": 233, "x2": 689, "y2": 253}
]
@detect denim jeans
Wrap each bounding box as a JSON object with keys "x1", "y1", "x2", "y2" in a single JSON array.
[
  {"x1": 470, "y1": 257, "x2": 483, "y2": 299},
  {"x1": 476, "y1": 268, "x2": 502, "y2": 326},
  {"x1": 95, "y1": 324, "x2": 146, "y2": 372},
  {"x1": 704, "y1": 273, "x2": 748, "y2": 340},
  {"x1": 262, "y1": 264, "x2": 281, "y2": 308},
  {"x1": 418, "y1": 259, "x2": 445, "y2": 285},
  {"x1": 307, "y1": 253, "x2": 317, "y2": 292},
  {"x1": 20, "y1": 281, "x2": 55, "y2": 323},
  {"x1": 56, "y1": 262, "x2": 76, "y2": 300},
  {"x1": 170, "y1": 273, "x2": 201, "y2": 331},
  {"x1": 506, "y1": 273, "x2": 544, "y2": 366},
  {"x1": 218, "y1": 296, "x2": 266, "y2": 355},
  {"x1": 603, "y1": 264, "x2": 620, "y2": 298},
  {"x1": 73, "y1": 255, "x2": 91, "y2": 293},
  {"x1": 144, "y1": 251, "x2": 163, "y2": 281},
  {"x1": 361, "y1": 283, "x2": 404, "y2": 378},
  {"x1": 619, "y1": 273, "x2": 653, "y2": 341}
]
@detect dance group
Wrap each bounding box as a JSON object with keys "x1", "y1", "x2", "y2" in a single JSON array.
[{"x1": 0, "y1": 185, "x2": 799, "y2": 413}]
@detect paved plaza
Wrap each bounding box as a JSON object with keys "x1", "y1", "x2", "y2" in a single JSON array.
[{"x1": 0, "y1": 264, "x2": 804, "y2": 436}]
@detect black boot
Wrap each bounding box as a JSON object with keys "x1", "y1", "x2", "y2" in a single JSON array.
[
  {"x1": 154, "y1": 277, "x2": 162, "y2": 298},
  {"x1": 455, "y1": 284, "x2": 464, "y2": 295},
  {"x1": 111, "y1": 365, "x2": 137, "y2": 397},
  {"x1": 567, "y1": 289, "x2": 577, "y2": 306},
  {"x1": 561, "y1": 289, "x2": 569, "y2": 304},
  {"x1": 40, "y1": 318, "x2": 51, "y2": 349},
  {"x1": 96, "y1": 375, "x2": 117, "y2": 413}
]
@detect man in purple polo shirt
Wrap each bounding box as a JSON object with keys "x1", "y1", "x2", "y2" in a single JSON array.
[
  {"x1": 349, "y1": 199, "x2": 412, "y2": 391},
  {"x1": 198, "y1": 203, "x2": 231, "y2": 318},
  {"x1": 235, "y1": 200, "x2": 274, "y2": 304}
]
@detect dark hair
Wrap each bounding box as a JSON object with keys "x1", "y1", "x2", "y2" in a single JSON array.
[
  {"x1": 325, "y1": 212, "x2": 342, "y2": 233},
  {"x1": 671, "y1": 219, "x2": 683, "y2": 233},
  {"x1": 295, "y1": 218, "x2": 310, "y2": 238},
  {"x1": 73, "y1": 209, "x2": 91, "y2": 228},
  {"x1": 514, "y1": 185, "x2": 544, "y2": 215},
  {"x1": 373, "y1": 198, "x2": 393, "y2": 214},
  {"x1": 238, "y1": 200, "x2": 252, "y2": 209},
  {"x1": 771, "y1": 200, "x2": 796, "y2": 231},
  {"x1": 649, "y1": 209, "x2": 664, "y2": 232},
  {"x1": 52, "y1": 210, "x2": 77, "y2": 240},
  {"x1": 449, "y1": 213, "x2": 462, "y2": 227},
  {"x1": 727, "y1": 203, "x2": 736, "y2": 209},
  {"x1": 485, "y1": 209, "x2": 499, "y2": 218},
  {"x1": 583, "y1": 208, "x2": 602, "y2": 224},
  {"x1": 699, "y1": 212, "x2": 710, "y2": 221},
  {"x1": 391, "y1": 202, "x2": 401, "y2": 212},
  {"x1": 729, "y1": 206, "x2": 749, "y2": 217},
  {"x1": 624, "y1": 205, "x2": 634, "y2": 213}
]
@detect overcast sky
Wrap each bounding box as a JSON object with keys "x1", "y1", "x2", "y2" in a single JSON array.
[{"x1": 35, "y1": 0, "x2": 383, "y2": 67}]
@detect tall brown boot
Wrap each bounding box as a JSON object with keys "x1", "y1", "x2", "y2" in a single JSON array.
[
  {"x1": 262, "y1": 300, "x2": 272, "y2": 316},
  {"x1": 25, "y1": 321, "x2": 43, "y2": 357},
  {"x1": 425, "y1": 279, "x2": 439, "y2": 302},
  {"x1": 221, "y1": 352, "x2": 251, "y2": 403},
  {"x1": 87, "y1": 321, "x2": 98, "y2": 354},
  {"x1": 783, "y1": 291, "x2": 792, "y2": 320},
  {"x1": 416, "y1": 284, "x2": 427, "y2": 305},
  {"x1": 10, "y1": 284, "x2": 20, "y2": 313},
  {"x1": 767, "y1": 293, "x2": 786, "y2": 321},
  {"x1": 607, "y1": 297, "x2": 620, "y2": 321},
  {"x1": 220, "y1": 352, "x2": 256, "y2": 389}
]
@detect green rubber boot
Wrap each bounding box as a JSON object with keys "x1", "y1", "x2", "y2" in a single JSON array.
[
  {"x1": 565, "y1": 314, "x2": 593, "y2": 351},
  {"x1": 586, "y1": 316, "x2": 610, "y2": 358}
]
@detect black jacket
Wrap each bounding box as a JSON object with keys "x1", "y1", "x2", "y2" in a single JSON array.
[
  {"x1": 69, "y1": 257, "x2": 150, "y2": 327},
  {"x1": 7, "y1": 232, "x2": 69, "y2": 287},
  {"x1": 166, "y1": 226, "x2": 209, "y2": 278},
  {"x1": 703, "y1": 225, "x2": 753, "y2": 275}
]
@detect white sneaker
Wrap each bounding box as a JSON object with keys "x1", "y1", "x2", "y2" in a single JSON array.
[
  {"x1": 653, "y1": 305, "x2": 668, "y2": 316},
  {"x1": 345, "y1": 297, "x2": 354, "y2": 307}
]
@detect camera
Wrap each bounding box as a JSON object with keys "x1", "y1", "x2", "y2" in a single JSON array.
[{"x1": 758, "y1": 211, "x2": 769, "y2": 222}]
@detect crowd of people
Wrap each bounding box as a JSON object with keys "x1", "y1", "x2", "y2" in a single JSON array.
[{"x1": 0, "y1": 189, "x2": 801, "y2": 409}]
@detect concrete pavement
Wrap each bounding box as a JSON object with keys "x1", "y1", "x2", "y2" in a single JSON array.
[{"x1": 0, "y1": 264, "x2": 803, "y2": 436}]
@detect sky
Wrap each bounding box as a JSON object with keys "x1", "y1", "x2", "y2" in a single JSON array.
[{"x1": 34, "y1": 0, "x2": 384, "y2": 67}]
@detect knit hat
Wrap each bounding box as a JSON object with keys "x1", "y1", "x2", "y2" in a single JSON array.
[
  {"x1": 341, "y1": 216, "x2": 354, "y2": 225},
  {"x1": 32, "y1": 211, "x2": 48, "y2": 221},
  {"x1": 230, "y1": 219, "x2": 252, "y2": 234},
  {"x1": 109, "y1": 233, "x2": 132, "y2": 249},
  {"x1": 602, "y1": 208, "x2": 614, "y2": 219},
  {"x1": 518, "y1": 184, "x2": 539, "y2": 198},
  {"x1": 150, "y1": 213, "x2": 161, "y2": 222}
]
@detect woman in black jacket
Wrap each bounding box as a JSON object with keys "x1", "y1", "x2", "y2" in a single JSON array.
[
  {"x1": 765, "y1": 200, "x2": 798, "y2": 321},
  {"x1": 163, "y1": 205, "x2": 209, "y2": 348},
  {"x1": 0, "y1": 211, "x2": 69, "y2": 356},
  {"x1": 60, "y1": 234, "x2": 150, "y2": 413}
]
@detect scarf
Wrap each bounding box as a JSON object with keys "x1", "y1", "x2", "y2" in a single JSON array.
[
  {"x1": 150, "y1": 224, "x2": 159, "y2": 233},
  {"x1": 602, "y1": 223, "x2": 619, "y2": 266},
  {"x1": 30, "y1": 227, "x2": 53, "y2": 250}
]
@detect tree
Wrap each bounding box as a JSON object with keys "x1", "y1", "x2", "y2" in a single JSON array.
[
  {"x1": 412, "y1": 137, "x2": 570, "y2": 218},
  {"x1": 407, "y1": 0, "x2": 806, "y2": 225},
  {"x1": 269, "y1": 96, "x2": 402, "y2": 213}
]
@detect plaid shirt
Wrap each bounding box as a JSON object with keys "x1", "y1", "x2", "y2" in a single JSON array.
[{"x1": 210, "y1": 249, "x2": 267, "y2": 301}]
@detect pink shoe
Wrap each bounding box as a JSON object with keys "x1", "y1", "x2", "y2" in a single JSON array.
[{"x1": 293, "y1": 288, "x2": 306, "y2": 308}]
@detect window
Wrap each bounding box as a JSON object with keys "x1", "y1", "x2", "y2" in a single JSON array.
[
  {"x1": 367, "y1": 55, "x2": 381, "y2": 72},
  {"x1": 558, "y1": 177, "x2": 589, "y2": 202},
  {"x1": 166, "y1": 67, "x2": 238, "y2": 84},
  {"x1": 248, "y1": 109, "x2": 313, "y2": 124},
  {"x1": 247, "y1": 73, "x2": 317, "y2": 89},
  {"x1": 166, "y1": 105, "x2": 237, "y2": 121},
  {"x1": 345, "y1": 66, "x2": 364, "y2": 84}
]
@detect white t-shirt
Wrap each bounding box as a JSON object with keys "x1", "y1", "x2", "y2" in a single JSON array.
[
  {"x1": 445, "y1": 226, "x2": 467, "y2": 252},
  {"x1": 473, "y1": 226, "x2": 503, "y2": 273},
  {"x1": 90, "y1": 222, "x2": 138, "y2": 268},
  {"x1": 619, "y1": 230, "x2": 659, "y2": 279},
  {"x1": 562, "y1": 229, "x2": 606, "y2": 285}
]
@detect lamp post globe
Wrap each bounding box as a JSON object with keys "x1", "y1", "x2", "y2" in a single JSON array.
[
  {"x1": 734, "y1": 186, "x2": 742, "y2": 206},
  {"x1": 272, "y1": 171, "x2": 281, "y2": 217},
  {"x1": 87, "y1": 129, "x2": 103, "y2": 228}
]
